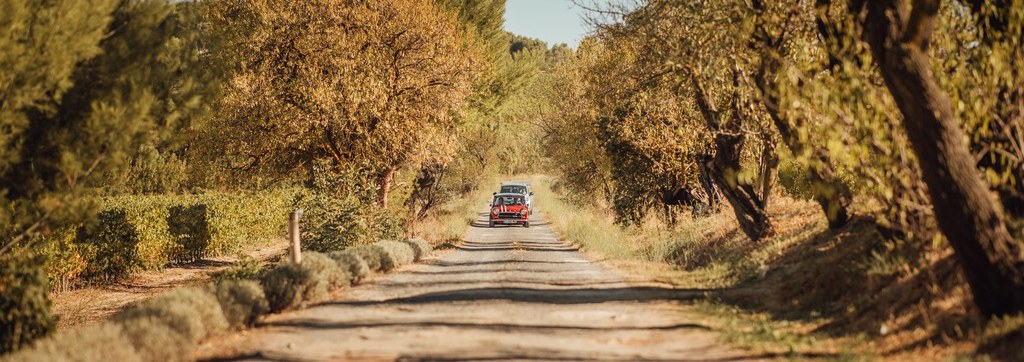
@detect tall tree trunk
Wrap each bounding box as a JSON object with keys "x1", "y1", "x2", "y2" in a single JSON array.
[
  {"x1": 378, "y1": 167, "x2": 395, "y2": 208},
  {"x1": 857, "y1": 0, "x2": 1024, "y2": 316}
]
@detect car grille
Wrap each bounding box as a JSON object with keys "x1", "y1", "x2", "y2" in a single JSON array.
[{"x1": 498, "y1": 212, "x2": 521, "y2": 219}]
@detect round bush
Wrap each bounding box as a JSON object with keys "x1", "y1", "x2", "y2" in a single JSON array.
[
  {"x1": 260, "y1": 263, "x2": 312, "y2": 313},
  {"x1": 402, "y1": 238, "x2": 432, "y2": 261},
  {"x1": 212, "y1": 279, "x2": 269, "y2": 329},
  {"x1": 1, "y1": 322, "x2": 141, "y2": 362},
  {"x1": 328, "y1": 250, "x2": 370, "y2": 284},
  {"x1": 348, "y1": 245, "x2": 385, "y2": 272},
  {"x1": 374, "y1": 240, "x2": 415, "y2": 270},
  {"x1": 113, "y1": 287, "x2": 228, "y2": 344}
]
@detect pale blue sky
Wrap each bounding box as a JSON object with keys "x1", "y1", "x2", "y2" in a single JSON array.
[{"x1": 504, "y1": 0, "x2": 592, "y2": 48}]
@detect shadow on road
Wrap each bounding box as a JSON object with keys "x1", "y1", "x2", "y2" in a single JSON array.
[
  {"x1": 457, "y1": 240, "x2": 578, "y2": 252},
  {"x1": 322, "y1": 286, "x2": 709, "y2": 306}
]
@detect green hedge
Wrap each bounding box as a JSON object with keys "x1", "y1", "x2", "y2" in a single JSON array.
[{"x1": 38, "y1": 189, "x2": 296, "y2": 287}]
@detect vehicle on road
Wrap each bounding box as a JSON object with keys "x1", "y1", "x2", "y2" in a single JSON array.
[
  {"x1": 489, "y1": 193, "x2": 530, "y2": 228},
  {"x1": 497, "y1": 182, "x2": 533, "y2": 211}
]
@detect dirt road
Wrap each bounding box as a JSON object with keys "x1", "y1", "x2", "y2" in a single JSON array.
[{"x1": 197, "y1": 211, "x2": 755, "y2": 361}]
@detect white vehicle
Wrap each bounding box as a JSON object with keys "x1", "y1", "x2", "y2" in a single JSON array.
[{"x1": 496, "y1": 182, "x2": 533, "y2": 211}]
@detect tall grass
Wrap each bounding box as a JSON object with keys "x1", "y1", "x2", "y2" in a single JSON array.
[{"x1": 533, "y1": 178, "x2": 827, "y2": 288}]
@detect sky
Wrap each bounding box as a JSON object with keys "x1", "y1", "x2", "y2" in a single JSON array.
[{"x1": 503, "y1": 0, "x2": 593, "y2": 48}]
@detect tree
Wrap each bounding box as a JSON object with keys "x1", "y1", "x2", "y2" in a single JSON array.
[
  {"x1": 849, "y1": 0, "x2": 1024, "y2": 317},
  {"x1": 204, "y1": 0, "x2": 480, "y2": 206},
  {"x1": 1, "y1": 0, "x2": 209, "y2": 351}
]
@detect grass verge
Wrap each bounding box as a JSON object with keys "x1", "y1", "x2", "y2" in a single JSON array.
[{"x1": 533, "y1": 177, "x2": 1014, "y2": 361}]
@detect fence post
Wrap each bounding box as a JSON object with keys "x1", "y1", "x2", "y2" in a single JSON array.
[{"x1": 289, "y1": 209, "x2": 303, "y2": 264}]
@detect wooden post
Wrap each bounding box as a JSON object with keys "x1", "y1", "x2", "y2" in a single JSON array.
[{"x1": 289, "y1": 209, "x2": 303, "y2": 264}]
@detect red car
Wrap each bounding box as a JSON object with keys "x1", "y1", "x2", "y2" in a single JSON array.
[{"x1": 489, "y1": 193, "x2": 530, "y2": 228}]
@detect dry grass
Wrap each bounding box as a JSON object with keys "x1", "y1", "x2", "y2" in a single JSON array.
[
  {"x1": 411, "y1": 178, "x2": 496, "y2": 249},
  {"x1": 534, "y1": 178, "x2": 1017, "y2": 361}
]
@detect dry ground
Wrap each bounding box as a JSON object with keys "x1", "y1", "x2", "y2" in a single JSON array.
[{"x1": 50, "y1": 240, "x2": 289, "y2": 329}]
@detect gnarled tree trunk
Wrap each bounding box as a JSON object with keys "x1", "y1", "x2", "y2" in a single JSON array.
[
  {"x1": 687, "y1": 67, "x2": 775, "y2": 241},
  {"x1": 856, "y1": 0, "x2": 1024, "y2": 316},
  {"x1": 708, "y1": 130, "x2": 775, "y2": 240}
]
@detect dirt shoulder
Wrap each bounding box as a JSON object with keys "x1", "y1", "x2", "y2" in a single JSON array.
[{"x1": 51, "y1": 240, "x2": 289, "y2": 330}]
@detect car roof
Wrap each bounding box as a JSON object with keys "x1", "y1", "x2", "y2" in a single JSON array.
[
  {"x1": 493, "y1": 193, "x2": 524, "y2": 197},
  {"x1": 500, "y1": 182, "x2": 529, "y2": 187}
]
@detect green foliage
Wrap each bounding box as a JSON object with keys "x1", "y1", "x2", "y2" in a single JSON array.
[
  {"x1": 0, "y1": 253, "x2": 54, "y2": 354},
  {"x1": 74, "y1": 209, "x2": 141, "y2": 282},
  {"x1": 32, "y1": 190, "x2": 291, "y2": 287},
  {"x1": 166, "y1": 204, "x2": 210, "y2": 264},
  {"x1": 0, "y1": 0, "x2": 219, "y2": 350},
  {"x1": 38, "y1": 228, "x2": 87, "y2": 292},
  {"x1": 299, "y1": 165, "x2": 402, "y2": 252}
]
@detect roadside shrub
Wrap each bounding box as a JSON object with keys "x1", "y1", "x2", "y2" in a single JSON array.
[
  {"x1": 1, "y1": 322, "x2": 140, "y2": 362},
  {"x1": 348, "y1": 244, "x2": 386, "y2": 272},
  {"x1": 118, "y1": 317, "x2": 192, "y2": 362},
  {"x1": 374, "y1": 240, "x2": 416, "y2": 271},
  {"x1": 328, "y1": 250, "x2": 371, "y2": 284},
  {"x1": 298, "y1": 164, "x2": 403, "y2": 252},
  {"x1": 260, "y1": 263, "x2": 313, "y2": 313},
  {"x1": 113, "y1": 287, "x2": 228, "y2": 344},
  {"x1": 402, "y1": 238, "x2": 432, "y2": 261},
  {"x1": 0, "y1": 253, "x2": 54, "y2": 354},
  {"x1": 303, "y1": 252, "x2": 351, "y2": 291},
  {"x1": 212, "y1": 279, "x2": 269, "y2": 329},
  {"x1": 299, "y1": 188, "x2": 362, "y2": 252}
]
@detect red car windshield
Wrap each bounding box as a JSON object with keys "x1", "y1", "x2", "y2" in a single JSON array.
[{"x1": 492, "y1": 195, "x2": 525, "y2": 206}]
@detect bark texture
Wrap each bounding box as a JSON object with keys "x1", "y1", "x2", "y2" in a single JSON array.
[
  {"x1": 856, "y1": 0, "x2": 1024, "y2": 316},
  {"x1": 689, "y1": 68, "x2": 774, "y2": 241}
]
